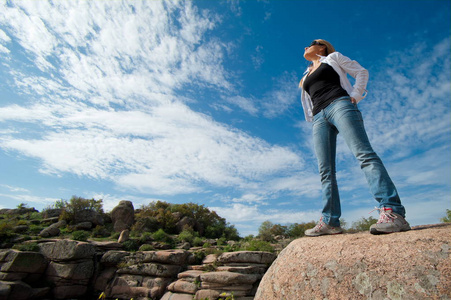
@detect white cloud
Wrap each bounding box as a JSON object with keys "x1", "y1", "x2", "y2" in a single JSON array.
[
  {"x1": 224, "y1": 95, "x2": 258, "y2": 116},
  {"x1": 261, "y1": 71, "x2": 299, "y2": 118}
]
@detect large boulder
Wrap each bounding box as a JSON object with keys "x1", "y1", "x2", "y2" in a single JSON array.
[
  {"x1": 74, "y1": 209, "x2": 104, "y2": 226},
  {"x1": 111, "y1": 200, "x2": 135, "y2": 232},
  {"x1": 255, "y1": 224, "x2": 451, "y2": 300},
  {"x1": 39, "y1": 240, "x2": 95, "y2": 261},
  {"x1": 39, "y1": 220, "x2": 67, "y2": 238}
]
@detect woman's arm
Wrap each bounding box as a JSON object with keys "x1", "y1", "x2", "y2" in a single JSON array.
[{"x1": 335, "y1": 53, "x2": 369, "y2": 101}]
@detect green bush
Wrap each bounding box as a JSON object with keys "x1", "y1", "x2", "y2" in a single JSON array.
[
  {"x1": 152, "y1": 228, "x2": 169, "y2": 241},
  {"x1": 243, "y1": 240, "x2": 274, "y2": 253},
  {"x1": 178, "y1": 229, "x2": 196, "y2": 244},
  {"x1": 152, "y1": 229, "x2": 175, "y2": 247},
  {"x1": 60, "y1": 196, "x2": 103, "y2": 225},
  {"x1": 91, "y1": 225, "x2": 110, "y2": 238},
  {"x1": 110, "y1": 232, "x2": 121, "y2": 240},
  {"x1": 72, "y1": 230, "x2": 89, "y2": 241},
  {"x1": 192, "y1": 237, "x2": 204, "y2": 247},
  {"x1": 351, "y1": 216, "x2": 378, "y2": 232},
  {"x1": 138, "y1": 232, "x2": 153, "y2": 244},
  {"x1": 29, "y1": 224, "x2": 43, "y2": 235},
  {"x1": 440, "y1": 209, "x2": 451, "y2": 223},
  {"x1": 138, "y1": 244, "x2": 155, "y2": 251},
  {"x1": 13, "y1": 242, "x2": 40, "y2": 252},
  {"x1": 122, "y1": 239, "x2": 139, "y2": 251}
]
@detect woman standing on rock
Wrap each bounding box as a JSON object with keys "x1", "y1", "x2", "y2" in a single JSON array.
[{"x1": 299, "y1": 39, "x2": 411, "y2": 236}]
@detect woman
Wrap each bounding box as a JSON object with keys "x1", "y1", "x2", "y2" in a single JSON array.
[{"x1": 299, "y1": 39, "x2": 410, "y2": 236}]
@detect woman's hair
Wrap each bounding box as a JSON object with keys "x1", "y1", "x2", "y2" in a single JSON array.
[{"x1": 315, "y1": 39, "x2": 335, "y2": 56}]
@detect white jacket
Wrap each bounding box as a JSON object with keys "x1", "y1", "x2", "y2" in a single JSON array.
[{"x1": 300, "y1": 52, "x2": 369, "y2": 122}]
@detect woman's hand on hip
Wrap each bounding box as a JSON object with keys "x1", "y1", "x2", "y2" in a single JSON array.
[{"x1": 350, "y1": 97, "x2": 357, "y2": 104}]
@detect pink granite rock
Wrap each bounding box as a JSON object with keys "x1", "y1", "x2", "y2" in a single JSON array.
[{"x1": 255, "y1": 224, "x2": 451, "y2": 300}]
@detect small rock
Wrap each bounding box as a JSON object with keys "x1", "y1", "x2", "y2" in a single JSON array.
[{"x1": 118, "y1": 229, "x2": 130, "y2": 243}]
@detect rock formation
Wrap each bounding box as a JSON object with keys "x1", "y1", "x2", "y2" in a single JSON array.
[
  {"x1": 111, "y1": 200, "x2": 135, "y2": 232},
  {"x1": 255, "y1": 224, "x2": 451, "y2": 300},
  {"x1": 163, "y1": 251, "x2": 276, "y2": 299}
]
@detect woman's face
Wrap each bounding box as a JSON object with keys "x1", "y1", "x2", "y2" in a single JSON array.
[{"x1": 303, "y1": 41, "x2": 326, "y2": 60}]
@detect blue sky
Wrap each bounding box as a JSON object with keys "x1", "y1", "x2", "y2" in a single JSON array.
[{"x1": 0, "y1": 0, "x2": 449, "y2": 236}]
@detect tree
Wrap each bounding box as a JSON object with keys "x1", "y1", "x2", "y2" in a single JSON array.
[
  {"x1": 440, "y1": 209, "x2": 451, "y2": 223},
  {"x1": 258, "y1": 221, "x2": 275, "y2": 242},
  {"x1": 351, "y1": 216, "x2": 378, "y2": 232}
]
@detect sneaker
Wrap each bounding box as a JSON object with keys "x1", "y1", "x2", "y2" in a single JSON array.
[
  {"x1": 305, "y1": 217, "x2": 343, "y2": 237},
  {"x1": 369, "y1": 207, "x2": 411, "y2": 235}
]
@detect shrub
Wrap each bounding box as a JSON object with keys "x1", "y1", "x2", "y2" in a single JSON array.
[
  {"x1": 152, "y1": 229, "x2": 169, "y2": 242},
  {"x1": 72, "y1": 230, "x2": 89, "y2": 242},
  {"x1": 28, "y1": 224, "x2": 44, "y2": 235},
  {"x1": 13, "y1": 242, "x2": 40, "y2": 252},
  {"x1": 243, "y1": 240, "x2": 274, "y2": 253},
  {"x1": 91, "y1": 225, "x2": 110, "y2": 238},
  {"x1": 152, "y1": 229, "x2": 175, "y2": 247},
  {"x1": 122, "y1": 239, "x2": 139, "y2": 251},
  {"x1": 60, "y1": 196, "x2": 103, "y2": 225},
  {"x1": 440, "y1": 209, "x2": 451, "y2": 223},
  {"x1": 178, "y1": 229, "x2": 195, "y2": 244},
  {"x1": 0, "y1": 223, "x2": 15, "y2": 242},
  {"x1": 351, "y1": 216, "x2": 378, "y2": 232},
  {"x1": 110, "y1": 232, "x2": 121, "y2": 240},
  {"x1": 192, "y1": 237, "x2": 204, "y2": 247},
  {"x1": 138, "y1": 244, "x2": 155, "y2": 251},
  {"x1": 138, "y1": 232, "x2": 153, "y2": 244}
]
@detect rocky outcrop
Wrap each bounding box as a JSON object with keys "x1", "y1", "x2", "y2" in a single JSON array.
[
  {"x1": 40, "y1": 240, "x2": 96, "y2": 299},
  {"x1": 98, "y1": 249, "x2": 193, "y2": 299},
  {"x1": 163, "y1": 251, "x2": 276, "y2": 300},
  {"x1": 255, "y1": 224, "x2": 451, "y2": 300},
  {"x1": 111, "y1": 200, "x2": 135, "y2": 232},
  {"x1": 0, "y1": 249, "x2": 49, "y2": 300}
]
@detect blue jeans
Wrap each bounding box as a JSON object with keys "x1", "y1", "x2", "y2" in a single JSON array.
[{"x1": 312, "y1": 97, "x2": 405, "y2": 227}]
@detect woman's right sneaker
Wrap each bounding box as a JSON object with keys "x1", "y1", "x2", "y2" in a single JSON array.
[
  {"x1": 370, "y1": 207, "x2": 411, "y2": 235},
  {"x1": 305, "y1": 217, "x2": 343, "y2": 237}
]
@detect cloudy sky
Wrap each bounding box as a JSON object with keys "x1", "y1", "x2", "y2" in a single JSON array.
[{"x1": 0, "y1": 0, "x2": 449, "y2": 236}]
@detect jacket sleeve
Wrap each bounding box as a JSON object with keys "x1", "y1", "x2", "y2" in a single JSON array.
[{"x1": 335, "y1": 52, "x2": 369, "y2": 101}]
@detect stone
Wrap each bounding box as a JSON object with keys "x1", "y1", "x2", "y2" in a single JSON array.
[
  {"x1": 117, "y1": 263, "x2": 181, "y2": 278},
  {"x1": 46, "y1": 259, "x2": 94, "y2": 284},
  {"x1": 161, "y1": 291, "x2": 194, "y2": 300},
  {"x1": 178, "y1": 242, "x2": 191, "y2": 250},
  {"x1": 202, "y1": 254, "x2": 217, "y2": 265},
  {"x1": 39, "y1": 239, "x2": 95, "y2": 261},
  {"x1": 52, "y1": 285, "x2": 87, "y2": 299},
  {"x1": 0, "y1": 281, "x2": 11, "y2": 298},
  {"x1": 100, "y1": 250, "x2": 130, "y2": 266},
  {"x1": 0, "y1": 250, "x2": 47, "y2": 274},
  {"x1": 200, "y1": 271, "x2": 259, "y2": 285},
  {"x1": 74, "y1": 221, "x2": 93, "y2": 230},
  {"x1": 42, "y1": 208, "x2": 62, "y2": 219},
  {"x1": 111, "y1": 200, "x2": 134, "y2": 232},
  {"x1": 39, "y1": 220, "x2": 66, "y2": 238},
  {"x1": 0, "y1": 280, "x2": 33, "y2": 300},
  {"x1": 140, "y1": 249, "x2": 191, "y2": 265},
  {"x1": 74, "y1": 209, "x2": 104, "y2": 226},
  {"x1": 216, "y1": 265, "x2": 267, "y2": 274},
  {"x1": 118, "y1": 229, "x2": 130, "y2": 243},
  {"x1": 177, "y1": 270, "x2": 203, "y2": 281},
  {"x1": 94, "y1": 267, "x2": 117, "y2": 291},
  {"x1": 168, "y1": 280, "x2": 198, "y2": 294},
  {"x1": 194, "y1": 289, "x2": 220, "y2": 300},
  {"x1": 255, "y1": 224, "x2": 451, "y2": 300},
  {"x1": 217, "y1": 251, "x2": 276, "y2": 265}
]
